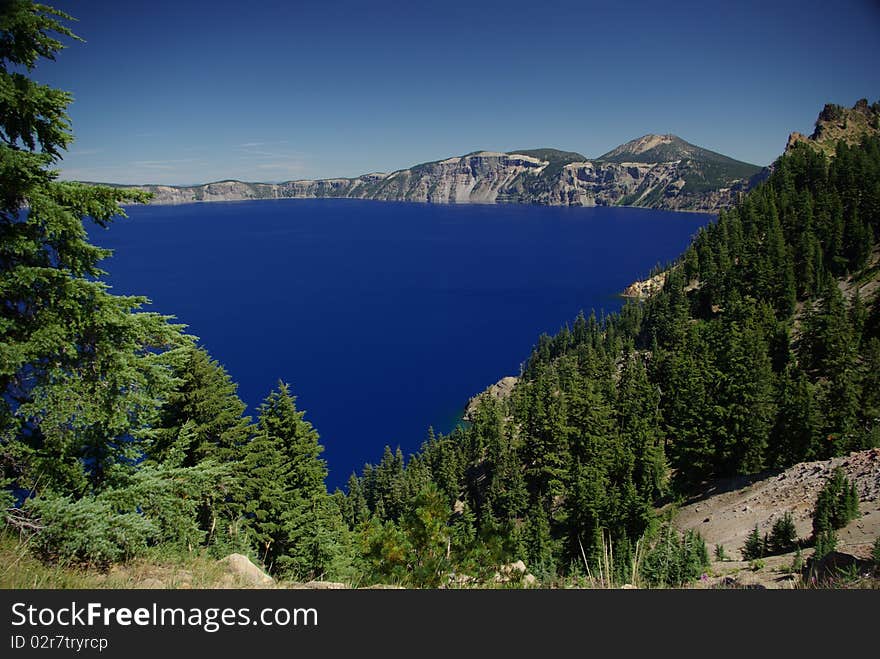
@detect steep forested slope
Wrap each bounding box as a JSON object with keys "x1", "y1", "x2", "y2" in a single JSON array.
[{"x1": 340, "y1": 115, "x2": 880, "y2": 585}]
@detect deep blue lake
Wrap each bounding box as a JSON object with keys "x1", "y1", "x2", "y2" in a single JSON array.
[{"x1": 92, "y1": 199, "x2": 711, "y2": 489}]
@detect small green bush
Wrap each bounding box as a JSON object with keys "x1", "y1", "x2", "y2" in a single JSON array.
[
  {"x1": 25, "y1": 495, "x2": 156, "y2": 566},
  {"x1": 769, "y1": 512, "x2": 798, "y2": 554},
  {"x1": 640, "y1": 526, "x2": 709, "y2": 587},
  {"x1": 19, "y1": 463, "x2": 229, "y2": 567},
  {"x1": 789, "y1": 548, "x2": 804, "y2": 573}
]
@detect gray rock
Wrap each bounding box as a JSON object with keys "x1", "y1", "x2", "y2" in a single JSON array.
[{"x1": 217, "y1": 553, "x2": 274, "y2": 587}]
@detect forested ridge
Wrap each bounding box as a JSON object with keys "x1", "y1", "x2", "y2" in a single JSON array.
[{"x1": 2, "y1": 2, "x2": 878, "y2": 587}]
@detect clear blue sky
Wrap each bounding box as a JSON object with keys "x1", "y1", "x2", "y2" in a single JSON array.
[{"x1": 37, "y1": 0, "x2": 880, "y2": 185}]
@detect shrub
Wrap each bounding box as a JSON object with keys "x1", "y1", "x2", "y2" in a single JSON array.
[
  {"x1": 714, "y1": 544, "x2": 728, "y2": 561},
  {"x1": 640, "y1": 525, "x2": 709, "y2": 587},
  {"x1": 18, "y1": 463, "x2": 230, "y2": 566},
  {"x1": 790, "y1": 548, "x2": 804, "y2": 573},
  {"x1": 25, "y1": 495, "x2": 156, "y2": 566},
  {"x1": 769, "y1": 512, "x2": 798, "y2": 554}
]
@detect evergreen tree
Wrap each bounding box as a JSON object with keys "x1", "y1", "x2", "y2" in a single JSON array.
[
  {"x1": 151, "y1": 347, "x2": 251, "y2": 467},
  {"x1": 241, "y1": 383, "x2": 345, "y2": 578},
  {"x1": 782, "y1": 366, "x2": 822, "y2": 461},
  {"x1": 520, "y1": 370, "x2": 570, "y2": 501},
  {"x1": 343, "y1": 129, "x2": 880, "y2": 584},
  {"x1": 813, "y1": 529, "x2": 837, "y2": 561},
  {"x1": 769, "y1": 512, "x2": 798, "y2": 554},
  {"x1": 714, "y1": 312, "x2": 775, "y2": 475},
  {"x1": 0, "y1": 1, "x2": 190, "y2": 498},
  {"x1": 399, "y1": 483, "x2": 451, "y2": 587},
  {"x1": 616, "y1": 354, "x2": 666, "y2": 500},
  {"x1": 742, "y1": 525, "x2": 764, "y2": 560},
  {"x1": 811, "y1": 467, "x2": 859, "y2": 539}
]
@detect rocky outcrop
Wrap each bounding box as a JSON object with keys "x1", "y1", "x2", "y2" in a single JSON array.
[
  {"x1": 493, "y1": 560, "x2": 538, "y2": 587},
  {"x1": 621, "y1": 271, "x2": 667, "y2": 298},
  {"x1": 785, "y1": 98, "x2": 880, "y2": 157},
  {"x1": 463, "y1": 376, "x2": 518, "y2": 421},
  {"x1": 132, "y1": 135, "x2": 763, "y2": 212}
]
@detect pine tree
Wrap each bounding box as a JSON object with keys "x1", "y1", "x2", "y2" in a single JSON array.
[
  {"x1": 399, "y1": 483, "x2": 451, "y2": 587},
  {"x1": 769, "y1": 512, "x2": 798, "y2": 554},
  {"x1": 742, "y1": 525, "x2": 764, "y2": 560},
  {"x1": 771, "y1": 365, "x2": 820, "y2": 466},
  {"x1": 616, "y1": 354, "x2": 666, "y2": 500},
  {"x1": 241, "y1": 382, "x2": 345, "y2": 578},
  {"x1": 715, "y1": 313, "x2": 775, "y2": 475},
  {"x1": 523, "y1": 504, "x2": 555, "y2": 574},
  {"x1": 151, "y1": 347, "x2": 251, "y2": 467},
  {"x1": 0, "y1": 1, "x2": 189, "y2": 498},
  {"x1": 520, "y1": 370, "x2": 570, "y2": 501},
  {"x1": 813, "y1": 529, "x2": 837, "y2": 561},
  {"x1": 812, "y1": 467, "x2": 859, "y2": 539}
]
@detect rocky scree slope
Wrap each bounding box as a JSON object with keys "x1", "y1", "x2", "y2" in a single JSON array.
[{"x1": 674, "y1": 449, "x2": 880, "y2": 588}]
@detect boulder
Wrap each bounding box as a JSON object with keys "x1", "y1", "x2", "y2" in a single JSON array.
[
  {"x1": 803, "y1": 550, "x2": 874, "y2": 582},
  {"x1": 217, "y1": 553, "x2": 274, "y2": 587},
  {"x1": 493, "y1": 560, "x2": 530, "y2": 584}
]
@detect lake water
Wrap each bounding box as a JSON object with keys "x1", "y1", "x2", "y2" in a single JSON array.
[{"x1": 93, "y1": 199, "x2": 710, "y2": 488}]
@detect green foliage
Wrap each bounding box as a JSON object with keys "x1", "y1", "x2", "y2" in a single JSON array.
[
  {"x1": 639, "y1": 525, "x2": 709, "y2": 587},
  {"x1": 871, "y1": 536, "x2": 880, "y2": 567},
  {"x1": 714, "y1": 543, "x2": 728, "y2": 561},
  {"x1": 399, "y1": 483, "x2": 452, "y2": 587},
  {"x1": 790, "y1": 548, "x2": 804, "y2": 573},
  {"x1": 811, "y1": 467, "x2": 859, "y2": 538},
  {"x1": 22, "y1": 461, "x2": 230, "y2": 565},
  {"x1": 151, "y1": 347, "x2": 251, "y2": 468},
  {"x1": 813, "y1": 529, "x2": 838, "y2": 561},
  {"x1": 0, "y1": 0, "x2": 190, "y2": 498},
  {"x1": 742, "y1": 526, "x2": 765, "y2": 561},
  {"x1": 769, "y1": 512, "x2": 798, "y2": 554},
  {"x1": 240, "y1": 382, "x2": 347, "y2": 580},
  {"x1": 25, "y1": 495, "x2": 155, "y2": 566},
  {"x1": 356, "y1": 517, "x2": 410, "y2": 585}
]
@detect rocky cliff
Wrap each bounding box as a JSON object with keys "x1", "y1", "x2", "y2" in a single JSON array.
[
  {"x1": 785, "y1": 98, "x2": 880, "y2": 157},
  {"x1": 136, "y1": 136, "x2": 763, "y2": 212}
]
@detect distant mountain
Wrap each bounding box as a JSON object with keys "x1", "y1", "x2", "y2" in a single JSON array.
[
  {"x1": 127, "y1": 136, "x2": 765, "y2": 212},
  {"x1": 598, "y1": 133, "x2": 764, "y2": 196}
]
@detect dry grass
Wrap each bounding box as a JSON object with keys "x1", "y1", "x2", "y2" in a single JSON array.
[{"x1": 0, "y1": 529, "x2": 258, "y2": 589}]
